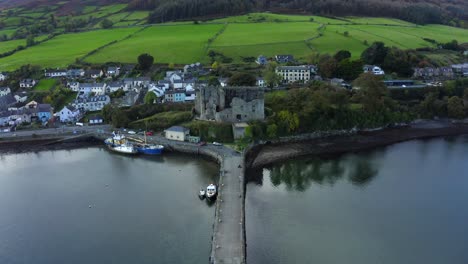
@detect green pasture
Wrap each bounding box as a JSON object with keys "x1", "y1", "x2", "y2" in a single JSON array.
[
  {"x1": 0, "y1": 28, "x2": 139, "y2": 70},
  {"x1": 98, "y1": 4, "x2": 128, "y2": 14},
  {"x1": 124, "y1": 11, "x2": 150, "y2": 21},
  {"x1": 0, "y1": 29, "x2": 17, "y2": 38},
  {"x1": 345, "y1": 17, "x2": 415, "y2": 26},
  {"x1": 85, "y1": 24, "x2": 223, "y2": 64},
  {"x1": 34, "y1": 79, "x2": 57, "y2": 92},
  {"x1": 309, "y1": 30, "x2": 367, "y2": 58},
  {"x1": 0, "y1": 39, "x2": 25, "y2": 54},
  {"x1": 214, "y1": 23, "x2": 320, "y2": 46},
  {"x1": 106, "y1": 12, "x2": 131, "y2": 23},
  {"x1": 209, "y1": 13, "x2": 347, "y2": 24}
]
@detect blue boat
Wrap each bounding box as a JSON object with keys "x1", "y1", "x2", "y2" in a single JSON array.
[{"x1": 136, "y1": 144, "x2": 164, "y2": 155}]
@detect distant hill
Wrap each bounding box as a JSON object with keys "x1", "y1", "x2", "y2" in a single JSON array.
[{"x1": 0, "y1": 0, "x2": 467, "y2": 26}]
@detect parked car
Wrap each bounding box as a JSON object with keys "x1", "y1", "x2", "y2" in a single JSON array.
[
  {"x1": 128, "y1": 130, "x2": 136, "y2": 135},
  {"x1": 212, "y1": 142, "x2": 222, "y2": 146},
  {"x1": 145, "y1": 131, "x2": 154, "y2": 136},
  {"x1": 197, "y1": 141, "x2": 207, "y2": 146}
]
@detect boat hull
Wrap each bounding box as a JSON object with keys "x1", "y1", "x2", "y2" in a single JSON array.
[
  {"x1": 107, "y1": 145, "x2": 138, "y2": 155},
  {"x1": 136, "y1": 145, "x2": 164, "y2": 155}
]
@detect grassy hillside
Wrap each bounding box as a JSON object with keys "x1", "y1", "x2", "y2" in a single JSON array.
[{"x1": 0, "y1": 13, "x2": 467, "y2": 70}]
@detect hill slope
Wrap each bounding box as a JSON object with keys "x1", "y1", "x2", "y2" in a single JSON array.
[{"x1": 0, "y1": 0, "x2": 466, "y2": 26}]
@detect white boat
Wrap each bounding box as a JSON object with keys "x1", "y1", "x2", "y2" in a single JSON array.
[
  {"x1": 206, "y1": 184, "x2": 217, "y2": 200},
  {"x1": 199, "y1": 188, "x2": 206, "y2": 198},
  {"x1": 105, "y1": 132, "x2": 138, "y2": 154}
]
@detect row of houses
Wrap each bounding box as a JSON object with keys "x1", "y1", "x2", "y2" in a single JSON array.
[
  {"x1": 413, "y1": 63, "x2": 468, "y2": 79},
  {"x1": 256, "y1": 55, "x2": 295, "y2": 65},
  {"x1": 0, "y1": 101, "x2": 53, "y2": 127},
  {"x1": 44, "y1": 67, "x2": 121, "y2": 79}
]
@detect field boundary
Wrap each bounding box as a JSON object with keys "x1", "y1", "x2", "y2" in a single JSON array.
[{"x1": 79, "y1": 26, "x2": 149, "y2": 63}]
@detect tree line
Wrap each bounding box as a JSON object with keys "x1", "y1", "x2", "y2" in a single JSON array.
[{"x1": 125, "y1": 0, "x2": 467, "y2": 27}]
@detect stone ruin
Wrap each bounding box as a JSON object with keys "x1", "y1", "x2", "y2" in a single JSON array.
[{"x1": 195, "y1": 86, "x2": 264, "y2": 123}]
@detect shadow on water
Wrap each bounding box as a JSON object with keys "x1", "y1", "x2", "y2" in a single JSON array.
[{"x1": 247, "y1": 152, "x2": 380, "y2": 192}]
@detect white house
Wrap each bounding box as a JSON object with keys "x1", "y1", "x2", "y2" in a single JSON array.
[
  {"x1": 13, "y1": 91, "x2": 28, "y2": 103},
  {"x1": 89, "y1": 115, "x2": 104, "y2": 125},
  {"x1": 106, "y1": 67, "x2": 120, "y2": 77},
  {"x1": 45, "y1": 69, "x2": 67, "y2": 78},
  {"x1": 19, "y1": 79, "x2": 37, "y2": 88},
  {"x1": 107, "y1": 82, "x2": 126, "y2": 93},
  {"x1": 185, "y1": 90, "x2": 196, "y2": 102},
  {"x1": 0, "y1": 87, "x2": 11, "y2": 96},
  {"x1": 363, "y1": 65, "x2": 385, "y2": 75},
  {"x1": 67, "y1": 69, "x2": 85, "y2": 78},
  {"x1": 164, "y1": 126, "x2": 190, "y2": 141},
  {"x1": 256, "y1": 77, "x2": 265, "y2": 87},
  {"x1": 72, "y1": 95, "x2": 110, "y2": 112},
  {"x1": 218, "y1": 77, "x2": 228, "y2": 87},
  {"x1": 87, "y1": 69, "x2": 104, "y2": 79},
  {"x1": 158, "y1": 80, "x2": 170, "y2": 90},
  {"x1": 79, "y1": 83, "x2": 106, "y2": 95},
  {"x1": 58, "y1": 105, "x2": 80, "y2": 123},
  {"x1": 67, "y1": 82, "x2": 80, "y2": 92},
  {"x1": 0, "y1": 72, "x2": 8, "y2": 81}
]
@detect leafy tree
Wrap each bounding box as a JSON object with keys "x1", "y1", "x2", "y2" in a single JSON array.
[
  {"x1": 137, "y1": 53, "x2": 154, "y2": 71},
  {"x1": 447, "y1": 96, "x2": 464, "y2": 119},
  {"x1": 26, "y1": 35, "x2": 35, "y2": 47},
  {"x1": 144, "y1": 91, "x2": 158, "y2": 104},
  {"x1": 353, "y1": 73, "x2": 389, "y2": 112},
  {"x1": 335, "y1": 59, "x2": 364, "y2": 81},
  {"x1": 208, "y1": 76, "x2": 220, "y2": 86},
  {"x1": 101, "y1": 19, "x2": 114, "y2": 29},
  {"x1": 334, "y1": 50, "x2": 351, "y2": 62},
  {"x1": 277, "y1": 110, "x2": 299, "y2": 133},
  {"x1": 318, "y1": 54, "x2": 337, "y2": 79},
  {"x1": 361, "y1": 41, "x2": 388, "y2": 65},
  {"x1": 264, "y1": 71, "x2": 281, "y2": 88},
  {"x1": 382, "y1": 47, "x2": 414, "y2": 77},
  {"x1": 168, "y1": 62, "x2": 175, "y2": 69},
  {"x1": 266, "y1": 124, "x2": 278, "y2": 138},
  {"x1": 228, "y1": 72, "x2": 256, "y2": 86},
  {"x1": 211, "y1": 61, "x2": 219, "y2": 70}
]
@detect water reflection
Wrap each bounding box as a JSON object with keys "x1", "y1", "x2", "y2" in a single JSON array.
[{"x1": 249, "y1": 153, "x2": 379, "y2": 191}]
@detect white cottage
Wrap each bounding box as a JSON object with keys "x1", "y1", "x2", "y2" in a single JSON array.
[
  {"x1": 59, "y1": 105, "x2": 80, "y2": 123},
  {"x1": 164, "y1": 126, "x2": 190, "y2": 142}
]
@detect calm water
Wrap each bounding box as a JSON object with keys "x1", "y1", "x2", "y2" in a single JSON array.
[
  {"x1": 246, "y1": 136, "x2": 468, "y2": 264},
  {"x1": 0, "y1": 147, "x2": 219, "y2": 264}
]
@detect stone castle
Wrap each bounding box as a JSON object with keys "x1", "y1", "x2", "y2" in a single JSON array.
[{"x1": 195, "y1": 86, "x2": 264, "y2": 123}]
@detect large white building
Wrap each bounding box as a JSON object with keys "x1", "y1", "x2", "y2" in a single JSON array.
[
  {"x1": 276, "y1": 65, "x2": 317, "y2": 83},
  {"x1": 58, "y1": 105, "x2": 81, "y2": 123}
]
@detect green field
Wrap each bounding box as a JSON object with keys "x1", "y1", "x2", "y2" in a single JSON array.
[
  {"x1": 0, "y1": 39, "x2": 26, "y2": 54},
  {"x1": 86, "y1": 24, "x2": 223, "y2": 64},
  {"x1": 124, "y1": 11, "x2": 150, "y2": 21},
  {"x1": 0, "y1": 28, "x2": 140, "y2": 70},
  {"x1": 34, "y1": 79, "x2": 57, "y2": 92},
  {"x1": 0, "y1": 12, "x2": 467, "y2": 70},
  {"x1": 345, "y1": 17, "x2": 415, "y2": 26}
]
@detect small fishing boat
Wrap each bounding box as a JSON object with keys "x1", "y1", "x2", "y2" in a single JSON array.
[
  {"x1": 105, "y1": 132, "x2": 138, "y2": 155},
  {"x1": 206, "y1": 184, "x2": 217, "y2": 200},
  {"x1": 199, "y1": 188, "x2": 206, "y2": 199},
  {"x1": 135, "y1": 131, "x2": 164, "y2": 155}
]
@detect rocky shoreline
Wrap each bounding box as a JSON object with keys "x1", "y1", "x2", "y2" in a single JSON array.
[{"x1": 245, "y1": 121, "x2": 468, "y2": 169}]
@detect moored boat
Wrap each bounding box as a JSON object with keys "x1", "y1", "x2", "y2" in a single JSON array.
[
  {"x1": 136, "y1": 144, "x2": 164, "y2": 155},
  {"x1": 199, "y1": 188, "x2": 206, "y2": 199},
  {"x1": 105, "y1": 132, "x2": 138, "y2": 155},
  {"x1": 206, "y1": 184, "x2": 217, "y2": 200}
]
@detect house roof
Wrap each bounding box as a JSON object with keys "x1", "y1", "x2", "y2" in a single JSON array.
[
  {"x1": 38, "y1": 104, "x2": 52, "y2": 112},
  {"x1": 107, "y1": 67, "x2": 118, "y2": 72},
  {"x1": 0, "y1": 94, "x2": 16, "y2": 110},
  {"x1": 165, "y1": 126, "x2": 189, "y2": 133},
  {"x1": 89, "y1": 114, "x2": 103, "y2": 120},
  {"x1": 87, "y1": 69, "x2": 102, "y2": 75},
  {"x1": 277, "y1": 65, "x2": 311, "y2": 71},
  {"x1": 0, "y1": 87, "x2": 10, "y2": 92}
]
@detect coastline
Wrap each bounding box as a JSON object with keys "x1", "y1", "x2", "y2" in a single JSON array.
[{"x1": 245, "y1": 120, "x2": 468, "y2": 169}]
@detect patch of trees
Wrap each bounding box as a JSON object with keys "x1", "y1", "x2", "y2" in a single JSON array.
[
  {"x1": 137, "y1": 53, "x2": 154, "y2": 71},
  {"x1": 133, "y1": 0, "x2": 467, "y2": 26}
]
